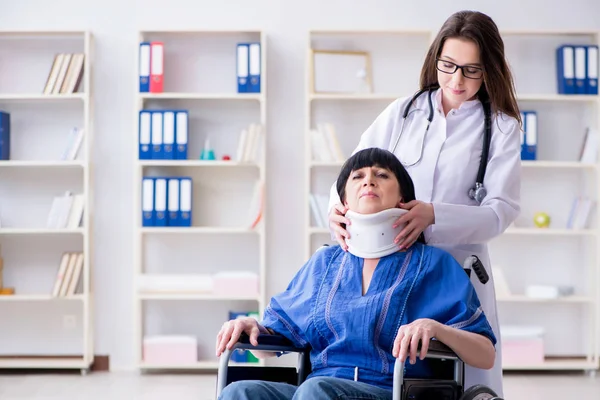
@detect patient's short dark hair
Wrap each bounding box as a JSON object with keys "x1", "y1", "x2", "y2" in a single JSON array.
[{"x1": 336, "y1": 147, "x2": 417, "y2": 204}]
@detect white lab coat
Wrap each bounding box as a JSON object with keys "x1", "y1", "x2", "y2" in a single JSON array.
[{"x1": 328, "y1": 88, "x2": 521, "y2": 397}]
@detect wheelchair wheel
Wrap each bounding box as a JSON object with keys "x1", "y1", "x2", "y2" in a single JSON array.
[{"x1": 459, "y1": 384, "x2": 499, "y2": 400}]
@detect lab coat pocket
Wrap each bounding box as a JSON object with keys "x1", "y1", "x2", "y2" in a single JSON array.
[{"x1": 394, "y1": 114, "x2": 428, "y2": 166}]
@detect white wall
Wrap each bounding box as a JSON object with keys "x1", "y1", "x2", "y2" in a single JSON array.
[{"x1": 2, "y1": 0, "x2": 600, "y2": 369}]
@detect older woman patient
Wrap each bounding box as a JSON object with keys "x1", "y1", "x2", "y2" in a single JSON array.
[{"x1": 216, "y1": 148, "x2": 496, "y2": 400}]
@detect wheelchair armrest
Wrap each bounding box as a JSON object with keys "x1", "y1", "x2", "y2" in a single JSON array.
[
  {"x1": 393, "y1": 338, "x2": 463, "y2": 397},
  {"x1": 420, "y1": 338, "x2": 459, "y2": 360},
  {"x1": 232, "y1": 333, "x2": 309, "y2": 354}
]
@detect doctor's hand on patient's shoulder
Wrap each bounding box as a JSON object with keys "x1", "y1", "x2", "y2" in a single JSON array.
[
  {"x1": 215, "y1": 317, "x2": 270, "y2": 357},
  {"x1": 329, "y1": 203, "x2": 351, "y2": 251},
  {"x1": 394, "y1": 200, "x2": 435, "y2": 250},
  {"x1": 393, "y1": 318, "x2": 441, "y2": 365}
]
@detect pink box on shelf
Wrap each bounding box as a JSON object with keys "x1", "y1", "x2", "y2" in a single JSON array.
[
  {"x1": 212, "y1": 272, "x2": 259, "y2": 297},
  {"x1": 143, "y1": 335, "x2": 198, "y2": 364},
  {"x1": 501, "y1": 326, "x2": 545, "y2": 366}
]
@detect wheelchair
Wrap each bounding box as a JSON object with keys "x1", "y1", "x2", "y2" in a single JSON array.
[
  {"x1": 215, "y1": 333, "x2": 503, "y2": 400},
  {"x1": 215, "y1": 254, "x2": 502, "y2": 400}
]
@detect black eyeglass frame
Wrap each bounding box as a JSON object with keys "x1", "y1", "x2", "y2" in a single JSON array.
[{"x1": 435, "y1": 58, "x2": 484, "y2": 79}]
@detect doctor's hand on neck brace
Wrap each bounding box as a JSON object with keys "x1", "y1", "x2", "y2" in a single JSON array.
[{"x1": 344, "y1": 208, "x2": 409, "y2": 259}]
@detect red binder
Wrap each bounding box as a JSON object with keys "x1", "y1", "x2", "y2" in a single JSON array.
[{"x1": 150, "y1": 41, "x2": 164, "y2": 93}]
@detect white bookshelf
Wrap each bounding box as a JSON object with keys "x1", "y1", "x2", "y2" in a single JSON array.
[
  {"x1": 133, "y1": 30, "x2": 267, "y2": 371},
  {"x1": 305, "y1": 29, "x2": 600, "y2": 372},
  {"x1": 0, "y1": 31, "x2": 94, "y2": 373},
  {"x1": 491, "y1": 29, "x2": 600, "y2": 373}
]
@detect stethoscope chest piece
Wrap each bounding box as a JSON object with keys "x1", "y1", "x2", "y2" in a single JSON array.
[{"x1": 468, "y1": 182, "x2": 487, "y2": 204}]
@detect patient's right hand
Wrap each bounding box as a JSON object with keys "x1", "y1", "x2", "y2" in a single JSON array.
[
  {"x1": 329, "y1": 203, "x2": 351, "y2": 251},
  {"x1": 215, "y1": 317, "x2": 267, "y2": 357}
]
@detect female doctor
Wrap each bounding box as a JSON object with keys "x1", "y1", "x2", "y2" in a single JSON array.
[{"x1": 328, "y1": 10, "x2": 521, "y2": 397}]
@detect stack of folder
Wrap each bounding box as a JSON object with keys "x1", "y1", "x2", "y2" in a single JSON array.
[
  {"x1": 236, "y1": 42, "x2": 261, "y2": 93},
  {"x1": 139, "y1": 110, "x2": 188, "y2": 160},
  {"x1": 556, "y1": 44, "x2": 598, "y2": 95},
  {"x1": 142, "y1": 177, "x2": 192, "y2": 227}
]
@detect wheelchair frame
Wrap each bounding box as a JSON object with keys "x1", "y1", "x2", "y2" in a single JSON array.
[
  {"x1": 216, "y1": 334, "x2": 480, "y2": 400},
  {"x1": 215, "y1": 256, "x2": 503, "y2": 399}
]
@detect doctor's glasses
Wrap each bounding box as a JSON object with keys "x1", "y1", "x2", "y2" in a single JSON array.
[{"x1": 436, "y1": 58, "x2": 483, "y2": 79}]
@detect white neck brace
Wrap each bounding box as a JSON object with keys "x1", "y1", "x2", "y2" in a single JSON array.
[{"x1": 345, "y1": 208, "x2": 408, "y2": 259}]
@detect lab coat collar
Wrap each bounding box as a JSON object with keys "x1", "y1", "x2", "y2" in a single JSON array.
[{"x1": 433, "y1": 88, "x2": 481, "y2": 115}]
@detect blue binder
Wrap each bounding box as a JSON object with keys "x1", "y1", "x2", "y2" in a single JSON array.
[
  {"x1": 237, "y1": 43, "x2": 249, "y2": 93},
  {"x1": 162, "y1": 111, "x2": 175, "y2": 159},
  {"x1": 167, "y1": 177, "x2": 181, "y2": 226},
  {"x1": 586, "y1": 45, "x2": 599, "y2": 95},
  {"x1": 556, "y1": 45, "x2": 575, "y2": 94},
  {"x1": 175, "y1": 111, "x2": 188, "y2": 160},
  {"x1": 154, "y1": 177, "x2": 168, "y2": 227},
  {"x1": 139, "y1": 111, "x2": 152, "y2": 159},
  {"x1": 142, "y1": 177, "x2": 155, "y2": 226},
  {"x1": 574, "y1": 46, "x2": 587, "y2": 94},
  {"x1": 151, "y1": 111, "x2": 164, "y2": 159},
  {"x1": 139, "y1": 42, "x2": 151, "y2": 93},
  {"x1": 248, "y1": 42, "x2": 261, "y2": 93},
  {"x1": 0, "y1": 111, "x2": 10, "y2": 160},
  {"x1": 179, "y1": 177, "x2": 192, "y2": 227},
  {"x1": 521, "y1": 111, "x2": 537, "y2": 161}
]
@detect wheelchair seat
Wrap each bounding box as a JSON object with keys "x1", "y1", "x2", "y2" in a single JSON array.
[{"x1": 215, "y1": 333, "x2": 503, "y2": 400}]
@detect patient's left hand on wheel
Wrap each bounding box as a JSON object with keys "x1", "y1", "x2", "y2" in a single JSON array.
[{"x1": 393, "y1": 318, "x2": 441, "y2": 365}]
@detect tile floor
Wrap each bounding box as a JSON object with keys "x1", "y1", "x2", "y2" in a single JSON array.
[{"x1": 0, "y1": 371, "x2": 598, "y2": 399}]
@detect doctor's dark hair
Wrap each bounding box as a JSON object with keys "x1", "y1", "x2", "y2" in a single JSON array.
[
  {"x1": 336, "y1": 147, "x2": 426, "y2": 244},
  {"x1": 419, "y1": 10, "x2": 521, "y2": 127}
]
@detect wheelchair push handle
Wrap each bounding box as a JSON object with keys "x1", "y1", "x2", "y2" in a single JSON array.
[{"x1": 463, "y1": 255, "x2": 489, "y2": 284}]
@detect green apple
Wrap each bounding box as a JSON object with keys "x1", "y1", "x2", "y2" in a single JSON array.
[{"x1": 533, "y1": 212, "x2": 551, "y2": 228}]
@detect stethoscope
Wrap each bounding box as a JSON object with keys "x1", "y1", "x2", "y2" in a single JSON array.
[{"x1": 390, "y1": 87, "x2": 492, "y2": 205}]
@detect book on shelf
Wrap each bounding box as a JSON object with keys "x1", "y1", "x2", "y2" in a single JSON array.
[
  {"x1": 51, "y1": 251, "x2": 84, "y2": 297},
  {"x1": 309, "y1": 193, "x2": 329, "y2": 228},
  {"x1": 46, "y1": 191, "x2": 84, "y2": 229},
  {"x1": 60, "y1": 127, "x2": 84, "y2": 161},
  {"x1": 566, "y1": 196, "x2": 594, "y2": 229},
  {"x1": 43, "y1": 53, "x2": 85, "y2": 95},
  {"x1": 236, "y1": 123, "x2": 264, "y2": 163},
  {"x1": 579, "y1": 127, "x2": 599, "y2": 163},
  {"x1": 247, "y1": 180, "x2": 264, "y2": 229},
  {"x1": 311, "y1": 123, "x2": 345, "y2": 163}
]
